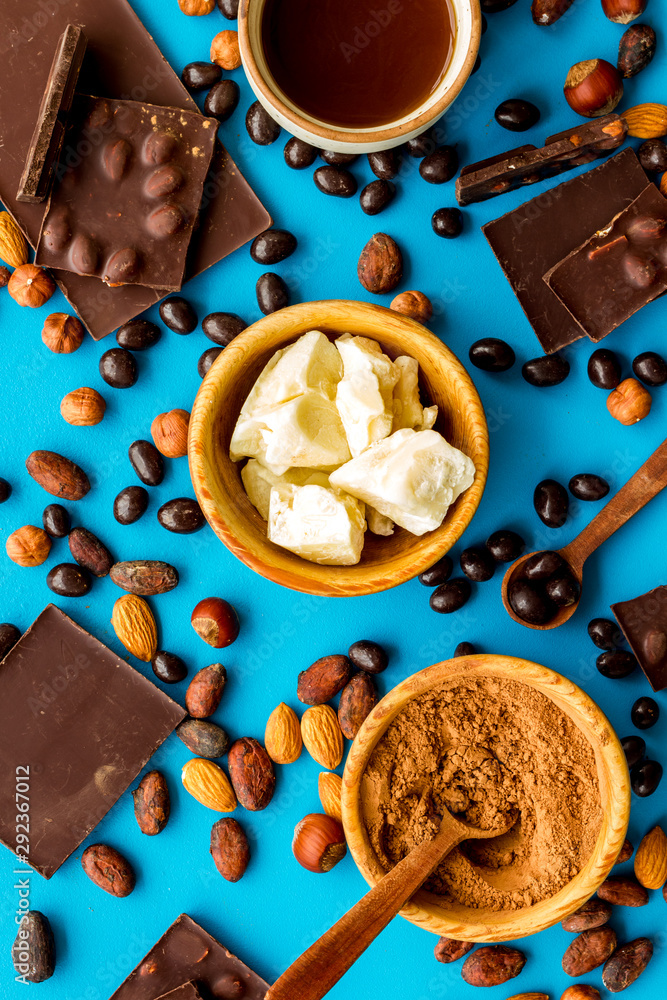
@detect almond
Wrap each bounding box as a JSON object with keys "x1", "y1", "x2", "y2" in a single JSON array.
[
  {"x1": 621, "y1": 102, "x2": 667, "y2": 138},
  {"x1": 301, "y1": 705, "x2": 344, "y2": 769},
  {"x1": 111, "y1": 594, "x2": 157, "y2": 662},
  {"x1": 318, "y1": 771, "x2": 343, "y2": 821},
  {"x1": 181, "y1": 758, "x2": 237, "y2": 811},
  {"x1": 634, "y1": 825, "x2": 667, "y2": 889},
  {"x1": 265, "y1": 703, "x2": 302, "y2": 764},
  {"x1": 0, "y1": 211, "x2": 29, "y2": 268}
]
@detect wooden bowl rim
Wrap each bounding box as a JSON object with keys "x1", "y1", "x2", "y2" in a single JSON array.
[
  {"x1": 188, "y1": 300, "x2": 489, "y2": 597},
  {"x1": 341, "y1": 654, "x2": 631, "y2": 941}
]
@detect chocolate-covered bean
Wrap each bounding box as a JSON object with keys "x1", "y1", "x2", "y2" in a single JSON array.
[
  {"x1": 459, "y1": 546, "x2": 495, "y2": 582},
  {"x1": 419, "y1": 147, "x2": 459, "y2": 184},
  {"x1": 454, "y1": 642, "x2": 476, "y2": 657},
  {"x1": 116, "y1": 319, "x2": 161, "y2": 351},
  {"x1": 588, "y1": 617, "x2": 624, "y2": 650},
  {"x1": 523, "y1": 550, "x2": 566, "y2": 580},
  {"x1": 637, "y1": 139, "x2": 667, "y2": 173},
  {"x1": 494, "y1": 98, "x2": 540, "y2": 132},
  {"x1": 522, "y1": 354, "x2": 570, "y2": 387},
  {"x1": 534, "y1": 479, "x2": 569, "y2": 528},
  {"x1": 198, "y1": 347, "x2": 222, "y2": 378},
  {"x1": 432, "y1": 207, "x2": 463, "y2": 239},
  {"x1": 596, "y1": 650, "x2": 638, "y2": 679},
  {"x1": 508, "y1": 578, "x2": 555, "y2": 624},
  {"x1": 246, "y1": 101, "x2": 280, "y2": 145},
  {"x1": 42, "y1": 503, "x2": 70, "y2": 538},
  {"x1": 405, "y1": 130, "x2": 436, "y2": 158},
  {"x1": 622, "y1": 734, "x2": 645, "y2": 768},
  {"x1": 631, "y1": 696, "x2": 659, "y2": 730},
  {"x1": 545, "y1": 572, "x2": 580, "y2": 607},
  {"x1": 368, "y1": 149, "x2": 401, "y2": 180},
  {"x1": 0, "y1": 478, "x2": 11, "y2": 503},
  {"x1": 216, "y1": 0, "x2": 239, "y2": 17},
  {"x1": 250, "y1": 229, "x2": 297, "y2": 265},
  {"x1": 360, "y1": 180, "x2": 396, "y2": 215},
  {"x1": 47, "y1": 563, "x2": 92, "y2": 597},
  {"x1": 114, "y1": 485, "x2": 149, "y2": 524},
  {"x1": 205, "y1": 80, "x2": 240, "y2": 121},
  {"x1": 430, "y1": 578, "x2": 471, "y2": 613},
  {"x1": 181, "y1": 61, "x2": 222, "y2": 91},
  {"x1": 256, "y1": 272, "x2": 289, "y2": 315},
  {"x1": 152, "y1": 650, "x2": 188, "y2": 683},
  {"x1": 569, "y1": 473, "x2": 610, "y2": 501},
  {"x1": 418, "y1": 556, "x2": 453, "y2": 587},
  {"x1": 469, "y1": 338, "x2": 515, "y2": 373},
  {"x1": 129, "y1": 441, "x2": 164, "y2": 487},
  {"x1": 348, "y1": 640, "x2": 388, "y2": 675},
  {"x1": 482, "y1": 0, "x2": 519, "y2": 10},
  {"x1": 313, "y1": 165, "x2": 357, "y2": 198},
  {"x1": 159, "y1": 296, "x2": 197, "y2": 334},
  {"x1": 486, "y1": 529, "x2": 524, "y2": 562},
  {"x1": 202, "y1": 312, "x2": 247, "y2": 346},
  {"x1": 588, "y1": 348, "x2": 622, "y2": 389},
  {"x1": 158, "y1": 498, "x2": 205, "y2": 534},
  {"x1": 320, "y1": 150, "x2": 358, "y2": 165},
  {"x1": 284, "y1": 137, "x2": 317, "y2": 169},
  {"x1": 99, "y1": 348, "x2": 137, "y2": 388},
  {"x1": 631, "y1": 759, "x2": 662, "y2": 796},
  {"x1": 632, "y1": 351, "x2": 667, "y2": 387}
]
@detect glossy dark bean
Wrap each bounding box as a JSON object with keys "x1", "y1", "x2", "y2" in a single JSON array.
[
  {"x1": 508, "y1": 578, "x2": 555, "y2": 625},
  {"x1": 569, "y1": 473, "x2": 610, "y2": 502},
  {"x1": 313, "y1": 165, "x2": 357, "y2": 198},
  {"x1": 522, "y1": 354, "x2": 570, "y2": 387},
  {"x1": 588, "y1": 617, "x2": 624, "y2": 650},
  {"x1": 42, "y1": 503, "x2": 70, "y2": 538},
  {"x1": 482, "y1": 0, "x2": 518, "y2": 10},
  {"x1": 181, "y1": 61, "x2": 222, "y2": 91},
  {"x1": 158, "y1": 497, "x2": 205, "y2": 534},
  {"x1": 460, "y1": 546, "x2": 495, "y2": 582},
  {"x1": 368, "y1": 149, "x2": 401, "y2": 180},
  {"x1": 0, "y1": 623, "x2": 21, "y2": 660},
  {"x1": 471, "y1": 53, "x2": 482, "y2": 75},
  {"x1": 430, "y1": 578, "x2": 471, "y2": 614},
  {"x1": 47, "y1": 563, "x2": 91, "y2": 597},
  {"x1": 587, "y1": 348, "x2": 622, "y2": 389},
  {"x1": 348, "y1": 639, "x2": 388, "y2": 674},
  {"x1": 216, "y1": 0, "x2": 239, "y2": 17},
  {"x1": 545, "y1": 571, "x2": 580, "y2": 608},
  {"x1": 128, "y1": 440, "x2": 164, "y2": 487},
  {"x1": 284, "y1": 137, "x2": 317, "y2": 169},
  {"x1": 320, "y1": 149, "x2": 358, "y2": 165},
  {"x1": 198, "y1": 347, "x2": 222, "y2": 377},
  {"x1": 632, "y1": 351, "x2": 667, "y2": 387},
  {"x1": 622, "y1": 734, "x2": 646, "y2": 769},
  {"x1": 204, "y1": 79, "x2": 240, "y2": 121},
  {"x1": 0, "y1": 477, "x2": 11, "y2": 503},
  {"x1": 116, "y1": 319, "x2": 161, "y2": 351},
  {"x1": 245, "y1": 101, "x2": 280, "y2": 145},
  {"x1": 481, "y1": 13, "x2": 488, "y2": 31},
  {"x1": 494, "y1": 98, "x2": 541, "y2": 132},
  {"x1": 202, "y1": 312, "x2": 247, "y2": 346},
  {"x1": 420, "y1": 147, "x2": 459, "y2": 184},
  {"x1": 159, "y1": 296, "x2": 197, "y2": 334},
  {"x1": 152, "y1": 650, "x2": 188, "y2": 684},
  {"x1": 114, "y1": 485, "x2": 149, "y2": 524},
  {"x1": 631, "y1": 759, "x2": 662, "y2": 797},
  {"x1": 534, "y1": 479, "x2": 569, "y2": 528},
  {"x1": 454, "y1": 642, "x2": 476, "y2": 657},
  {"x1": 469, "y1": 338, "x2": 515, "y2": 372},
  {"x1": 432, "y1": 207, "x2": 463, "y2": 239},
  {"x1": 360, "y1": 180, "x2": 395, "y2": 215},
  {"x1": 523, "y1": 550, "x2": 567, "y2": 579},
  {"x1": 256, "y1": 272, "x2": 289, "y2": 315},
  {"x1": 250, "y1": 229, "x2": 297, "y2": 265},
  {"x1": 405, "y1": 130, "x2": 436, "y2": 158},
  {"x1": 99, "y1": 348, "x2": 137, "y2": 388},
  {"x1": 486, "y1": 529, "x2": 524, "y2": 562},
  {"x1": 631, "y1": 696, "x2": 659, "y2": 730},
  {"x1": 596, "y1": 650, "x2": 638, "y2": 679},
  {"x1": 418, "y1": 555, "x2": 453, "y2": 587},
  {"x1": 637, "y1": 138, "x2": 667, "y2": 173}
]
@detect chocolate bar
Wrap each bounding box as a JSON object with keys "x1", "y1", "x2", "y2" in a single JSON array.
[
  {"x1": 483, "y1": 149, "x2": 650, "y2": 354},
  {"x1": 17, "y1": 25, "x2": 87, "y2": 204},
  {"x1": 456, "y1": 115, "x2": 627, "y2": 207},
  {"x1": 0, "y1": 0, "x2": 271, "y2": 339},
  {"x1": 544, "y1": 184, "x2": 667, "y2": 342},
  {"x1": 612, "y1": 585, "x2": 667, "y2": 692},
  {"x1": 156, "y1": 986, "x2": 203, "y2": 1000},
  {"x1": 37, "y1": 96, "x2": 217, "y2": 290},
  {"x1": 109, "y1": 914, "x2": 269, "y2": 999},
  {"x1": 0, "y1": 605, "x2": 185, "y2": 878}
]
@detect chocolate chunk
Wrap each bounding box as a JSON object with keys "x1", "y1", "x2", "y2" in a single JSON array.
[{"x1": 612, "y1": 585, "x2": 667, "y2": 690}]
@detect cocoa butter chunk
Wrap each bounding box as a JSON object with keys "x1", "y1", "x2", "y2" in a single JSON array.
[
  {"x1": 297, "y1": 654, "x2": 352, "y2": 705},
  {"x1": 602, "y1": 937, "x2": 653, "y2": 992},
  {"x1": 11, "y1": 911, "x2": 55, "y2": 983},
  {"x1": 461, "y1": 946, "x2": 526, "y2": 987},
  {"x1": 562, "y1": 927, "x2": 617, "y2": 976}
]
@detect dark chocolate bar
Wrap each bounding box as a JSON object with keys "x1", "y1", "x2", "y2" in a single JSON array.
[
  {"x1": 456, "y1": 115, "x2": 627, "y2": 207},
  {"x1": 612, "y1": 585, "x2": 667, "y2": 692},
  {"x1": 156, "y1": 986, "x2": 203, "y2": 1000},
  {"x1": 17, "y1": 25, "x2": 87, "y2": 204}
]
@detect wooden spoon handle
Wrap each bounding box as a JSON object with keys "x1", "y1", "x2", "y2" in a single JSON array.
[
  {"x1": 265, "y1": 827, "x2": 465, "y2": 1000},
  {"x1": 562, "y1": 436, "x2": 667, "y2": 570}
]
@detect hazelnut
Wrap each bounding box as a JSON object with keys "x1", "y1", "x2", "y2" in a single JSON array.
[
  {"x1": 292, "y1": 813, "x2": 347, "y2": 873},
  {"x1": 191, "y1": 597, "x2": 240, "y2": 648},
  {"x1": 210, "y1": 30, "x2": 241, "y2": 70},
  {"x1": 602, "y1": 0, "x2": 646, "y2": 23},
  {"x1": 178, "y1": 0, "x2": 215, "y2": 13},
  {"x1": 390, "y1": 290, "x2": 433, "y2": 324},
  {"x1": 6, "y1": 525, "x2": 51, "y2": 567},
  {"x1": 564, "y1": 59, "x2": 624, "y2": 118},
  {"x1": 42, "y1": 313, "x2": 85, "y2": 353},
  {"x1": 150, "y1": 408, "x2": 190, "y2": 457},
  {"x1": 60, "y1": 387, "x2": 106, "y2": 426},
  {"x1": 8, "y1": 264, "x2": 55, "y2": 308},
  {"x1": 607, "y1": 378, "x2": 652, "y2": 425}
]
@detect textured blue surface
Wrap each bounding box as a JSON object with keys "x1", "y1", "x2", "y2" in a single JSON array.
[{"x1": 1, "y1": 0, "x2": 666, "y2": 997}]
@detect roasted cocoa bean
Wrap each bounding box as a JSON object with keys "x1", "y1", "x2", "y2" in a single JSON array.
[
  {"x1": 461, "y1": 945, "x2": 526, "y2": 987},
  {"x1": 81, "y1": 844, "x2": 135, "y2": 897},
  {"x1": 185, "y1": 663, "x2": 227, "y2": 718},
  {"x1": 297, "y1": 654, "x2": 352, "y2": 705},
  {"x1": 132, "y1": 771, "x2": 170, "y2": 835},
  {"x1": 210, "y1": 817, "x2": 250, "y2": 881},
  {"x1": 227, "y1": 737, "x2": 276, "y2": 811},
  {"x1": 338, "y1": 673, "x2": 377, "y2": 739},
  {"x1": 562, "y1": 927, "x2": 617, "y2": 976}
]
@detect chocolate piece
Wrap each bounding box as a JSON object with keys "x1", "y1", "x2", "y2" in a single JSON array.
[
  {"x1": 156, "y1": 985, "x2": 203, "y2": 1000},
  {"x1": 0, "y1": 605, "x2": 184, "y2": 877},
  {"x1": 17, "y1": 25, "x2": 87, "y2": 204},
  {"x1": 36, "y1": 97, "x2": 216, "y2": 290},
  {"x1": 483, "y1": 149, "x2": 650, "y2": 353},
  {"x1": 456, "y1": 115, "x2": 627, "y2": 207},
  {"x1": 612, "y1": 585, "x2": 667, "y2": 691},
  {"x1": 0, "y1": 0, "x2": 271, "y2": 339},
  {"x1": 544, "y1": 185, "x2": 667, "y2": 342},
  {"x1": 109, "y1": 913, "x2": 268, "y2": 999}
]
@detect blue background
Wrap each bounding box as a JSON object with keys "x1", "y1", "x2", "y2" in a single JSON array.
[{"x1": 1, "y1": 0, "x2": 666, "y2": 996}]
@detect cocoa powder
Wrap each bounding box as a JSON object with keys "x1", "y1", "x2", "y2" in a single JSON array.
[{"x1": 361, "y1": 677, "x2": 602, "y2": 911}]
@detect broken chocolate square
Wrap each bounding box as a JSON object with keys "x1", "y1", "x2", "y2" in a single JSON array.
[{"x1": 612, "y1": 585, "x2": 667, "y2": 692}]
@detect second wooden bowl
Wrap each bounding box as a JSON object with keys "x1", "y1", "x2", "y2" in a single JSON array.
[
  {"x1": 188, "y1": 301, "x2": 488, "y2": 596},
  {"x1": 341, "y1": 654, "x2": 630, "y2": 941}
]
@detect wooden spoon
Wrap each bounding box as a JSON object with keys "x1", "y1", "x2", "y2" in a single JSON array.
[
  {"x1": 265, "y1": 809, "x2": 515, "y2": 1000},
  {"x1": 502, "y1": 436, "x2": 667, "y2": 631}
]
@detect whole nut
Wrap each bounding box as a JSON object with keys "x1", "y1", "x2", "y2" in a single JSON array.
[
  {"x1": 461, "y1": 946, "x2": 526, "y2": 987},
  {"x1": 561, "y1": 899, "x2": 612, "y2": 932},
  {"x1": 618, "y1": 24, "x2": 656, "y2": 78},
  {"x1": 68, "y1": 526, "x2": 113, "y2": 576},
  {"x1": 178, "y1": 0, "x2": 215, "y2": 13},
  {"x1": 0, "y1": 211, "x2": 29, "y2": 267},
  {"x1": 210, "y1": 29, "x2": 241, "y2": 69},
  {"x1": 81, "y1": 844, "x2": 135, "y2": 897},
  {"x1": 111, "y1": 594, "x2": 158, "y2": 661},
  {"x1": 622, "y1": 102, "x2": 667, "y2": 138},
  {"x1": 615, "y1": 838, "x2": 634, "y2": 864},
  {"x1": 357, "y1": 233, "x2": 403, "y2": 294},
  {"x1": 265, "y1": 702, "x2": 302, "y2": 764},
  {"x1": 6, "y1": 525, "x2": 51, "y2": 567},
  {"x1": 301, "y1": 705, "x2": 344, "y2": 769},
  {"x1": 602, "y1": 937, "x2": 653, "y2": 992},
  {"x1": 26, "y1": 450, "x2": 90, "y2": 501},
  {"x1": 185, "y1": 663, "x2": 227, "y2": 718},
  {"x1": 8, "y1": 264, "x2": 55, "y2": 307},
  {"x1": 602, "y1": 0, "x2": 646, "y2": 22},
  {"x1": 434, "y1": 938, "x2": 474, "y2": 964},
  {"x1": 60, "y1": 387, "x2": 106, "y2": 425},
  {"x1": 634, "y1": 825, "x2": 667, "y2": 888},
  {"x1": 11, "y1": 911, "x2": 55, "y2": 983},
  {"x1": 227, "y1": 737, "x2": 276, "y2": 811},
  {"x1": 176, "y1": 718, "x2": 230, "y2": 758},
  {"x1": 151, "y1": 408, "x2": 190, "y2": 458},
  {"x1": 564, "y1": 60, "x2": 624, "y2": 118},
  {"x1": 597, "y1": 874, "x2": 648, "y2": 906},
  {"x1": 390, "y1": 290, "x2": 433, "y2": 323},
  {"x1": 41, "y1": 313, "x2": 84, "y2": 353},
  {"x1": 560, "y1": 989, "x2": 601, "y2": 1000},
  {"x1": 191, "y1": 596, "x2": 239, "y2": 647},
  {"x1": 607, "y1": 378, "x2": 652, "y2": 424},
  {"x1": 532, "y1": 0, "x2": 575, "y2": 24},
  {"x1": 110, "y1": 560, "x2": 179, "y2": 596},
  {"x1": 211, "y1": 817, "x2": 250, "y2": 881},
  {"x1": 562, "y1": 927, "x2": 617, "y2": 976},
  {"x1": 318, "y1": 771, "x2": 343, "y2": 821},
  {"x1": 132, "y1": 770, "x2": 170, "y2": 835},
  {"x1": 297, "y1": 654, "x2": 352, "y2": 705},
  {"x1": 292, "y1": 813, "x2": 346, "y2": 873},
  {"x1": 338, "y1": 673, "x2": 377, "y2": 739},
  {"x1": 181, "y1": 758, "x2": 237, "y2": 811}
]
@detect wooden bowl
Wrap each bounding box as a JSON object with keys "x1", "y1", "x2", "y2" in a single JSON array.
[
  {"x1": 188, "y1": 301, "x2": 488, "y2": 597},
  {"x1": 341, "y1": 654, "x2": 630, "y2": 941}
]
